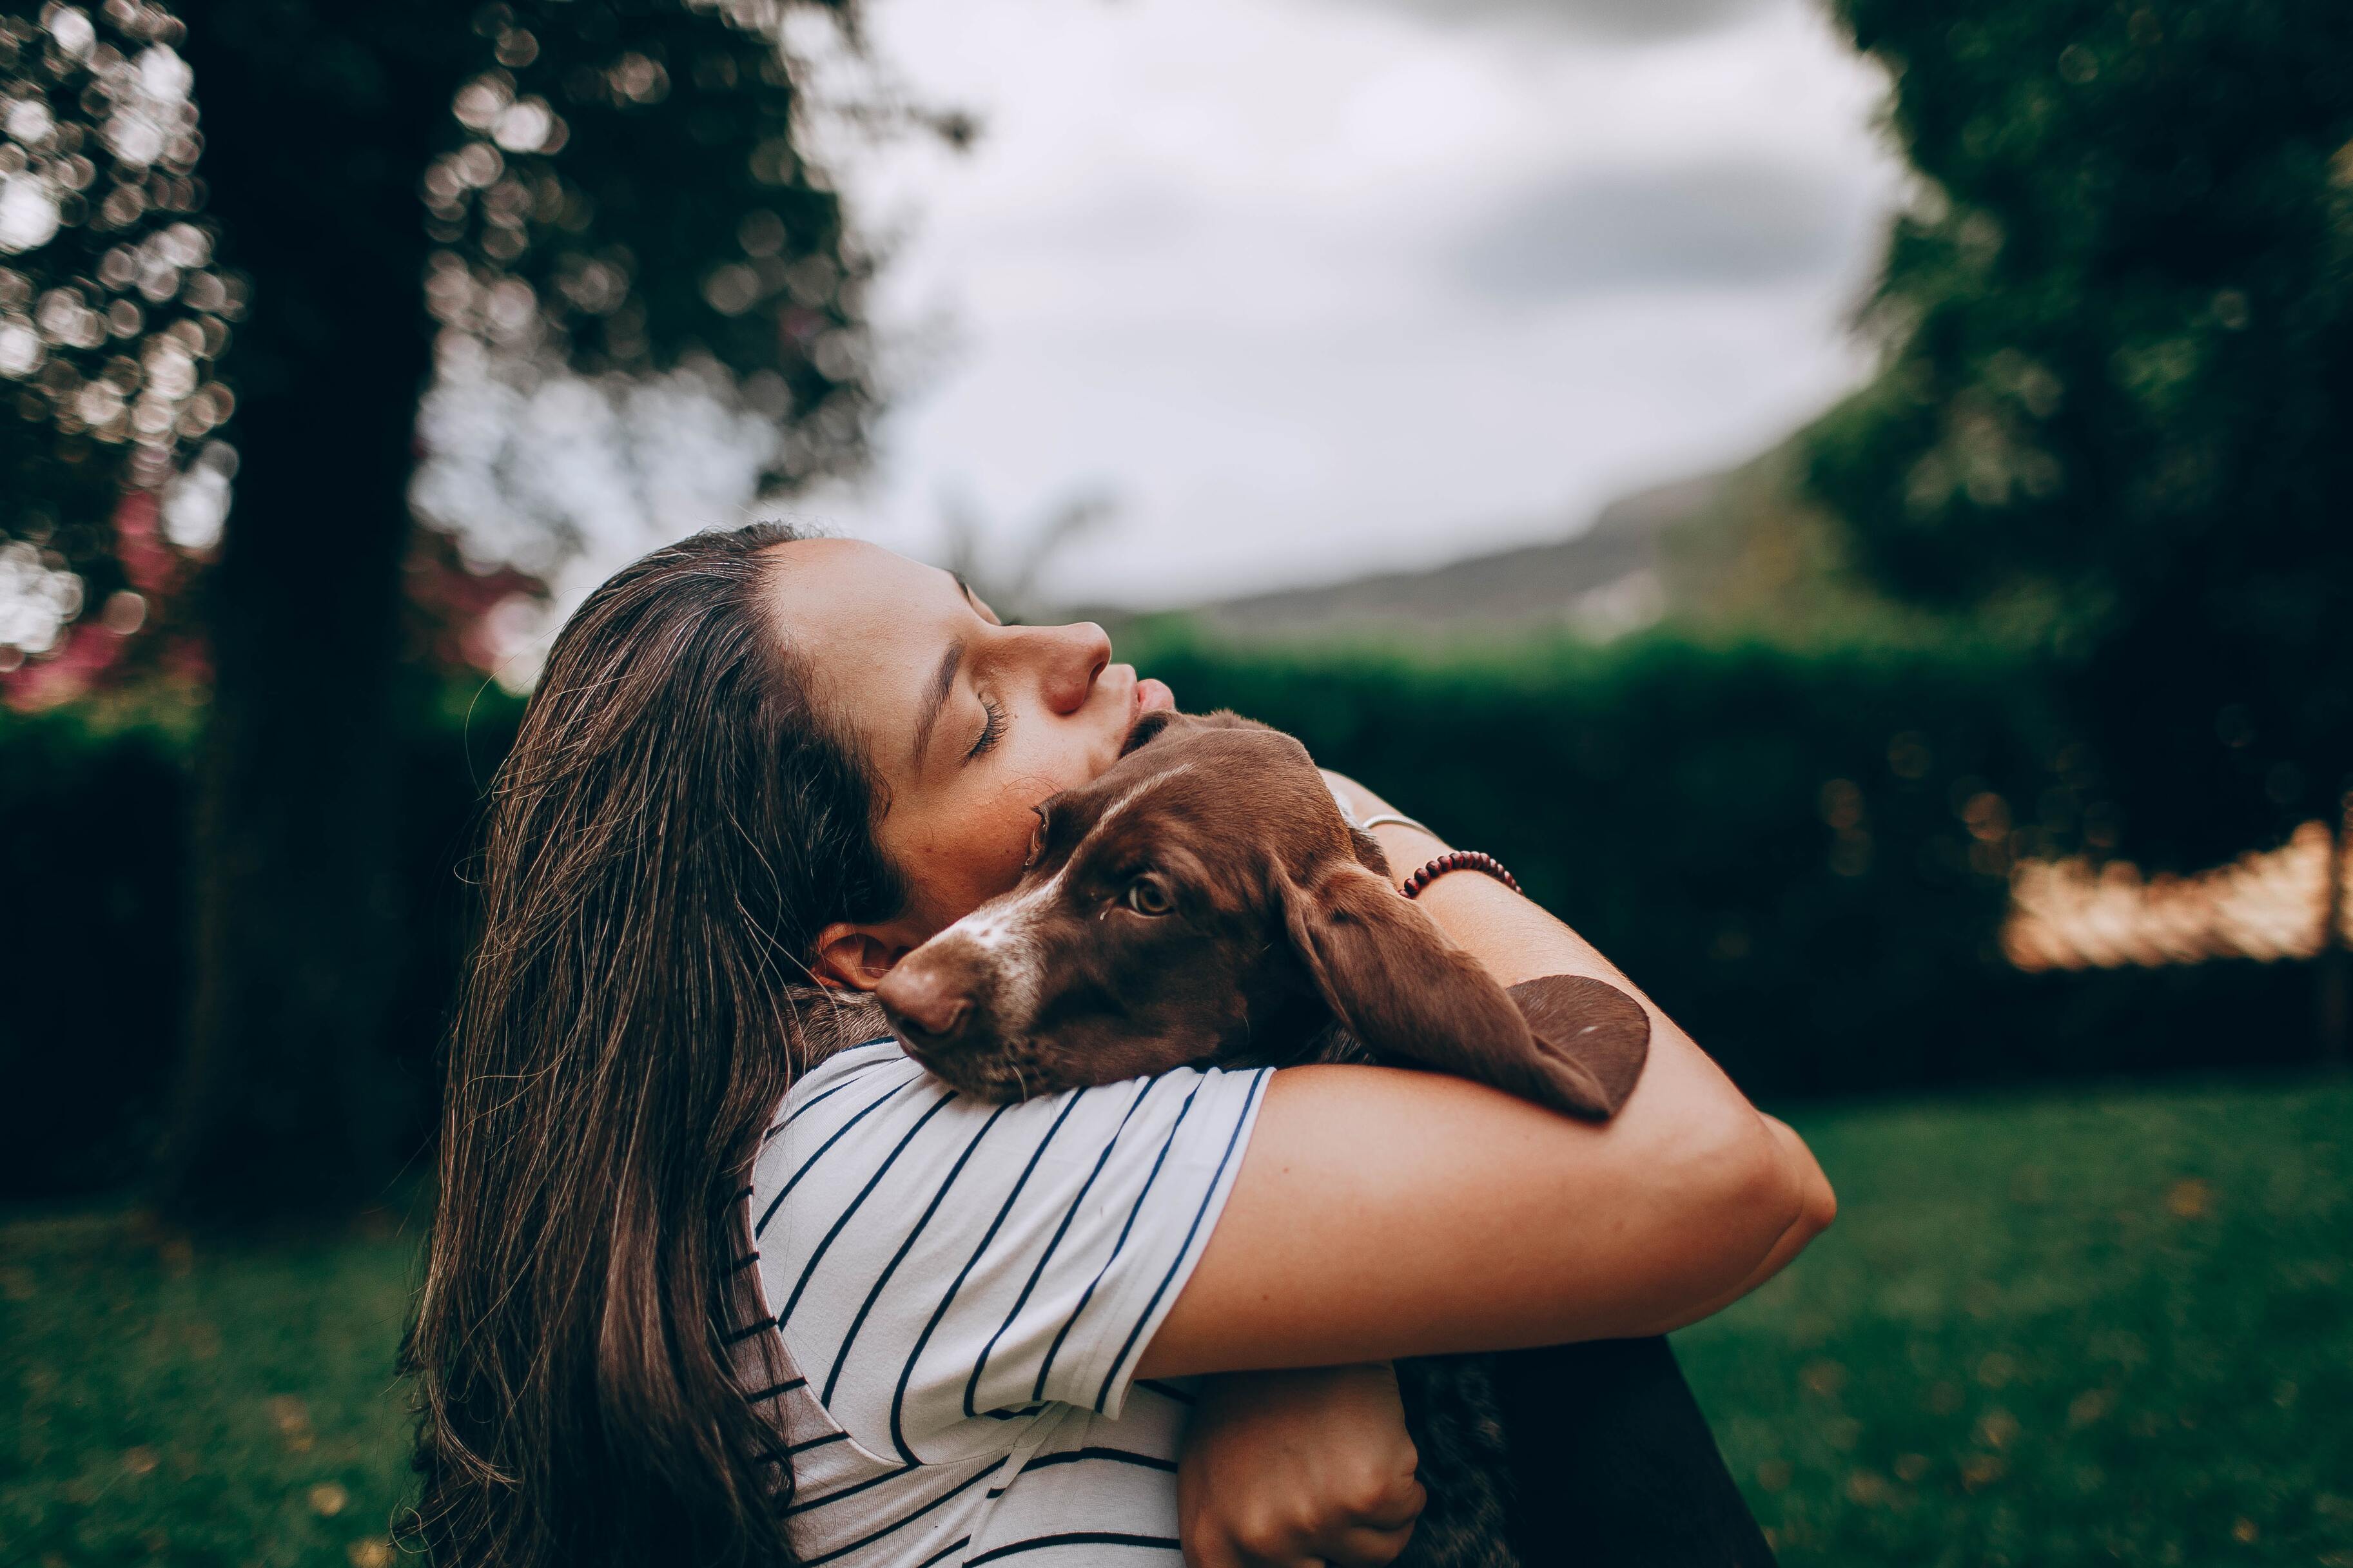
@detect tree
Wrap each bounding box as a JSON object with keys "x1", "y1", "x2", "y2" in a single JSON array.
[
  {"x1": 3, "y1": 0, "x2": 889, "y2": 1217},
  {"x1": 1806, "y1": 0, "x2": 2353, "y2": 1049}
]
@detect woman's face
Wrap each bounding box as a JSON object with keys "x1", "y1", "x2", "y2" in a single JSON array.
[{"x1": 765, "y1": 538, "x2": 1175, "y2": 988}]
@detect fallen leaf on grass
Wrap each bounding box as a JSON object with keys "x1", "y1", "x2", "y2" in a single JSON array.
[
  {"x1": 310, "y1": 1482, "x2": 349, "y2": 1517},
  {"x1": 269, "y1": 1395, "x2": 316, "y2": 1453},
  {"x1": 2166, "y1": 1178, "x2": 2211, "y2": 1219},
  {"x1": 2068, "y1": 1389, "x2": 2112, "y2": 1427},
  {"x1": 1960, "y1": 1454, "x2": 2006, "y2": 1489}
]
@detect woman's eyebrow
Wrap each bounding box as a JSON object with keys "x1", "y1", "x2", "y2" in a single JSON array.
[{"x1": 910, "y1": 639, "x2": 962, "y2": 771}]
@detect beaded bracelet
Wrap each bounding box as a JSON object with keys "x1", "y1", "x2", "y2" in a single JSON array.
[{"x1": 1400, "y1": 849, "x2": 1522, "y2": 900}]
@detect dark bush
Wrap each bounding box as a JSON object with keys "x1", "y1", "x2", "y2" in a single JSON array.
[
  {"x1": 1130, "y1": 626, "x2": 2323, "y2": 1096},
  {"x1": 0, "y1": 635, "x2": 2325, "y2": 1199},
  {"x1": 0, "y1": 688, "x2": 523, "y2": 1203}
]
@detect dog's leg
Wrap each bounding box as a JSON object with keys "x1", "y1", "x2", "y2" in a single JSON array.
[{"x1": 1494, "y1": 1336, "x2": 1776, "y2": 1566}]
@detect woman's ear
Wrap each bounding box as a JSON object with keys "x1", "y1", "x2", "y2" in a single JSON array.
[{"x1": 811, "y1": 924, "x2": 912, "y2": 991}]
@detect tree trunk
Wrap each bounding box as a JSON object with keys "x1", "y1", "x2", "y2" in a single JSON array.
[{"x1": 159, "y1": 3, "x2": 453, "y2": 1221}]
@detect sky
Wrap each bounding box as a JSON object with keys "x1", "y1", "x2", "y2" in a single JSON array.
[{"x1": 782, "y1": 0, "x2": 1904, "y2": 609}]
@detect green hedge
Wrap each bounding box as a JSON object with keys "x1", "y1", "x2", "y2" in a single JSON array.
[
  {"x1": 0, "y1": 635, "x2": 2322, "y2": 1199},
  {"x1": 1127, "y1": 626, "x2": 2319, "y2": 1097}
]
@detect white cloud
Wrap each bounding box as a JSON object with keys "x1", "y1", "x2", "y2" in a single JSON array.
[
  {"x1": 791, "y1": 0, "x2": 1900, "y2": 609},
  {"x1": 425, "y1": 0, "x2": 1901, "y2": 619}
]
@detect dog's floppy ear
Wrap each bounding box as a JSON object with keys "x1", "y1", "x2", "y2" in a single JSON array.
[
  {"x1": 1280, "y1": 864, "x2": 1643, "y2": 1118},
  {"x1": 1503, "y1": 973, "x2": 1649, "y2": 1118}
]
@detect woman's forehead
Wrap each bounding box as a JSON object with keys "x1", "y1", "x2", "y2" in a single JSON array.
[{"x1": 764, "y1": 539, "x2": 964, "y2": 722}]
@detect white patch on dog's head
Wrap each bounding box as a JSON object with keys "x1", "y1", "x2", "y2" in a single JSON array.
[{"x1": 924, "y1": 760, "x2": 1201, "y2": 1036}]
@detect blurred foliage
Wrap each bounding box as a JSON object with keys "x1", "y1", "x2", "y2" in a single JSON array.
[
  {"x1": 6, "y1": 1077, "x2": 2346, "y2": 1565},
  {"x1": 12, "y1": 630, "x2": 2330, "y2": 1200},
  {"x1": 0, "y1": 683, "x2": 525, "y2": 1201},
  {"x1": 1810, "y1": 0, "x2": 2353, "y2": 870},
  {"x1": 1129, "y1": 625, "x2": 2323, "y2": 1096},
  {"x1": 0, "y1": 3, "x2": 241, "y2": 693},
  {"x1": 1652, "y1": 443, "x2": 1946, "y2": 645},
  {"x1": 416, "y1": 0, "x2": 884, "y2": 479},
  {"x1": 2, "y1": 0, "x2": 887, "y2": 672}
]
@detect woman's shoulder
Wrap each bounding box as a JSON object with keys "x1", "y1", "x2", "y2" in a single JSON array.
[
  {"x1": 745, "y1": 1048, "x2": 1273, "y2": 1455},
  {"x1": 783, "y1": 1034, "x2": 917, "y2": 1113}
]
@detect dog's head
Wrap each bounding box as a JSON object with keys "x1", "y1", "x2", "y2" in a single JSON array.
[{"x1": 876, "y1": 709, "x2": 1644, "y2": 1117}]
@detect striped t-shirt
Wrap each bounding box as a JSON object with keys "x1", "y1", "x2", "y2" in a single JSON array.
[{"x1": 741, "y1": 1036, "x2": 1273, "y2": 1568}]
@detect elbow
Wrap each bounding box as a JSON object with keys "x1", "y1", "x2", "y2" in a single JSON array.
[
  {"x1": 1721, "y1": 1116, "x2": 1807, "y2": 1250},
  {"x1": 1681, "y1": 1110, "x2": 1824, "y2": 1280},
  {"x1": 1804, "y1": 1159, "x2": 1839, "y2": 1239},
  {"x1": 1775, "y1": 1114, "x2": 1837, "y2": 1247}
]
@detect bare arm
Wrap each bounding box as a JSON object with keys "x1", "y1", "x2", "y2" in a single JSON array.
[
  {"x1": 1137, "y1": 784, "x2": 1832, "y2": 1379},
  {"x1": 1635, "y1": 1114, "x2": 1835, "y2": 1335}
]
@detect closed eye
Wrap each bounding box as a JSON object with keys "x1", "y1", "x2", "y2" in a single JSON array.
[{"x1": 968, "y1": 694, "x2": 1008, "y2": 760}]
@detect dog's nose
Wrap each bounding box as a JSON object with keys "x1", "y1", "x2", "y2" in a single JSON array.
[{"x1": 877, "y1": 964, "x2": 974, "y2": 1045}]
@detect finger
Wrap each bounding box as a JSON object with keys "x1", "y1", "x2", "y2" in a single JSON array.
[
  {"x1": 1323, "y1": 1520, "x2": 1417, "y2": 1567},
  {"x1": 1236, "y1": 1544, "x2": 1327, "y2": 1568},
  {"x1": 1181, "y1": 1528, "x2": 1240, "y2": 1568},
  {"x1": 1350, "y1": 1474, "x2": 1427, "y2": 1533},
  {"x1": 1193, "y1": 1526, "x2": 1325, "y2": 1568}
]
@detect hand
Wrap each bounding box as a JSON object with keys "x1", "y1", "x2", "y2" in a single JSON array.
[{"x1": 1178, "y1": 1364, "x2": 1426, "y2": 1568}]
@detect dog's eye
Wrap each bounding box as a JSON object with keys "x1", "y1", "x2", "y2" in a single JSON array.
[{"x1": 1122, "y1": 876, "x2": 1173, "y2": 916}]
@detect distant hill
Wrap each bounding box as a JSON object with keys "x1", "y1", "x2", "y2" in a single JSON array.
[
  {"x1": 1118, "y1": 432, "x2": 1901, "y2": 647},
  {"x1": 1167, "y1": 472, "x2": 1710, "y2": 643}
]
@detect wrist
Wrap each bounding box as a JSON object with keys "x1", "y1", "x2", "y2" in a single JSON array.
[{"x1": 1370, "y1": 822, "x2": 1450, "y2": 886}]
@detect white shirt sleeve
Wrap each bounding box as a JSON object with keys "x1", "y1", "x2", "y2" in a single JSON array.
[{"x1": 751, "y1": 1040, "x2": 1271, "y2": 1466}]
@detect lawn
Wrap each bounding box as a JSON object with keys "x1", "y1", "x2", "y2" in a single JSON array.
[{"x1": 3, "y1": 1077, "x2": 2348, "y2": 1568}]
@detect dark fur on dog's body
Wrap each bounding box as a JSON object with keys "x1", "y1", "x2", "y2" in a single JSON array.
[{"x1": 877, "y1": 711, "x2": 1655, "y2": 1568}]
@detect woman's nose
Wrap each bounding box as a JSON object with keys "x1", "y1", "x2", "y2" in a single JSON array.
[{"x1": 1034, "y1": 621, "x2": 1111, "y2": 715}]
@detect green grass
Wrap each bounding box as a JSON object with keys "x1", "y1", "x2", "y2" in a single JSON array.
[
  {"x1": 1, "y1": 1206, "x2": 420, "y2": 1568},
  {"x1": 3, "y1": 1078, "x2": 2348, "y2": 1567},
  {"x1": 1679, "y1": 1076, "x2": 2353, "y2": 1567}
]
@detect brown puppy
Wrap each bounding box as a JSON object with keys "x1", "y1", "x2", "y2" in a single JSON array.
[
  {"x1": 877, "y1": 708, "x2": 1648, "y2": 1114},
  {"x1": 877, "y1": 710, "x2": 1654, "y2": 1568}
]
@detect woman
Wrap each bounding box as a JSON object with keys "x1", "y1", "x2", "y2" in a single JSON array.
[{"x1": 404, "y1": 522, "x2": 1833, "y2": 1568}]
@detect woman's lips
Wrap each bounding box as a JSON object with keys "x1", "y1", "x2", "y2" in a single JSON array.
[{"x1": 1135, "y1": 677, "x2": 1175, "y2": 717}]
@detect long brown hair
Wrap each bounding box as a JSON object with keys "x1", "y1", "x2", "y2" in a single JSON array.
[{"x1": 402, "y1": 523, "x2": 900, "y2": 1567}]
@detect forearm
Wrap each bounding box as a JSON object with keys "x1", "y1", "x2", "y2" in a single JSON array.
[
  {"x1": 1367, "y1": 815, "x2": 1773, "y2": 1169},
  {"x1": 1140, "y1": 792, "x2": 1829, "y2": 1377},
  {"x1": 1367, "y1": 809, "x2": 1832, "y2": 1328}
]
